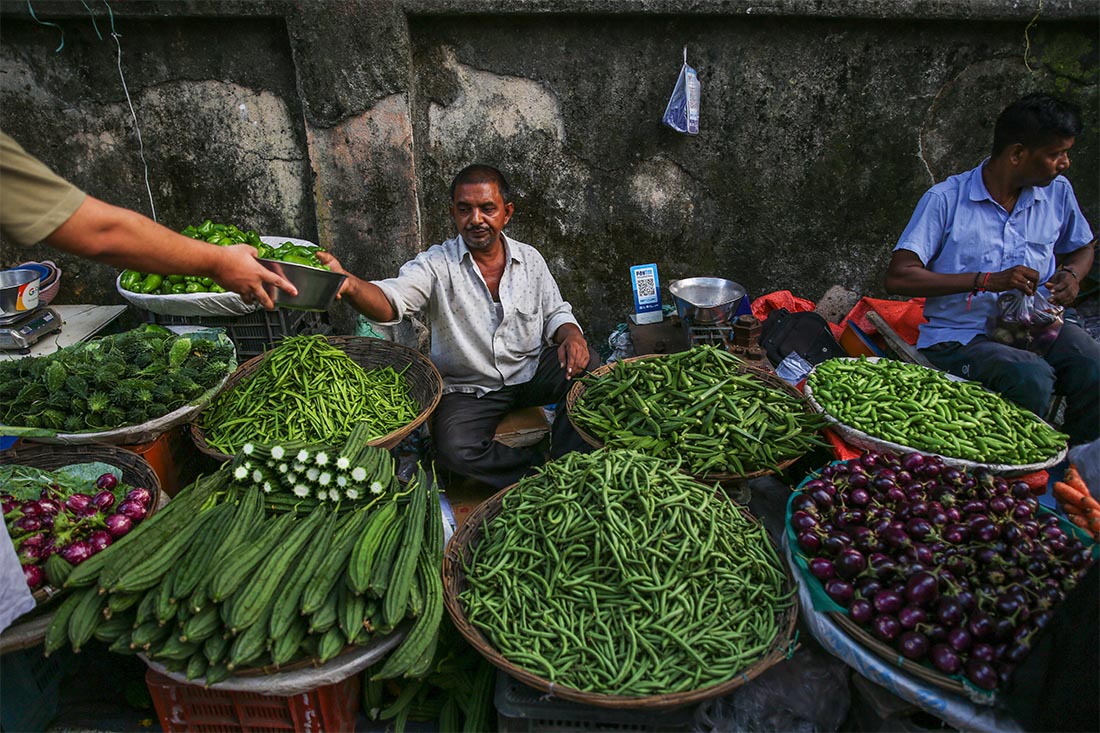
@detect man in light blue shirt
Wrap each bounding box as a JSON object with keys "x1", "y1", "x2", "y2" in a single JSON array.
[
  {"x1": 321, "y1": 164, "x2": 598, "y2": 488},
  {"x1": 885, "y1": 94, "x2": 1097, "y2": 446}
]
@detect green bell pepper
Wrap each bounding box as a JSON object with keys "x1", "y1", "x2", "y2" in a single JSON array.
[{"x1": 139, "y1": 274, "x2": 164, "y2": 294}]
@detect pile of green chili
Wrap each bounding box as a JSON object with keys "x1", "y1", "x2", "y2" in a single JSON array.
[
  {"x1": 199, "y1": 335, "x2": 420, "y2": 454},
  {"x1": 569, "y1": 345, "x2": 826, "y2": 476},
  {"x1": 459, "y1": 448, "x2": 794, "y2": 697},
  {"x1": 808, "y1": 357, "x2": 1067, "y2": 465}
]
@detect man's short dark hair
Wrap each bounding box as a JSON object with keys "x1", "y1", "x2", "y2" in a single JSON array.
[
  {"x1": 450, "y1": 164, "x2": 511, "y2": 204},
  {"x1": 992, "y1": 94, "x2": 1083, "y2": 157}
]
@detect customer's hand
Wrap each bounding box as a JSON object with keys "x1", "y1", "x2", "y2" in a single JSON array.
[
  {"x1": 215, "y1": 244, "x2": 296, "y2": 310},
  {"x1": 316, "y1": 252, "x2": 351, "y2": 298}
]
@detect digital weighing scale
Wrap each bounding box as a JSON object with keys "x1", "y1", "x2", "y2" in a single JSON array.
[{"x1": 0, "y1": 307, "x2": 62, "y2": 355}]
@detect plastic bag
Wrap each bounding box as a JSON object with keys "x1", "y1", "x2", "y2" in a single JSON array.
[
  {"x1": 693, "y1": 645, "x2": 851, "y2": 732},
  {"x1": 987, "y1": 289, "x2": 1063, "y2": 354},
  {"x1": 662, "y1": 47, "x2": 700, "y2": 135}
]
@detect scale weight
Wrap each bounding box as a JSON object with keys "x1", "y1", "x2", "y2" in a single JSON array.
[{"x1": 0, "y1": 307, "x2": 62, "y2": 354}]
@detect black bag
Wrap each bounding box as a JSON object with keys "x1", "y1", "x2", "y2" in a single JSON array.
[{"x1": 760, "y1": 308, "x2": 845, "y2": 367}]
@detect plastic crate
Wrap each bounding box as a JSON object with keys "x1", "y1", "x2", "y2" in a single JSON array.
[
  {"x1": 142, "y1": 308, "x2": 330, "y2": 359},
  {"x1": 145, "y1": 668, "x2": 359, "y2": 732},
  {"x1": 0, "y1": 646, "x2": 67, "y2": 732},
  {"x1": 495, "y1": 671, "x2": 697, "y2": 733}
]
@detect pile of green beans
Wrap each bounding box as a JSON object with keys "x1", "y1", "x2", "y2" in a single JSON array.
[
  {"x1": 808, "y1": 357, "x2": 1068, "y2": 465},
  {"x1": 570, "y1": 345, "x2": 827, "y2": 476},
  {"x1": 459, "y1": 448, "x2": 795, "y2": 697},
  {"x1": 199, "y1": 335, "x2": 420, "y2": 454}
]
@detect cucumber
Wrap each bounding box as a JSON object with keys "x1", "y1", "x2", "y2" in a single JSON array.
[
  {"x1": 366, "y1": 509, "x2": 405, "y2": 599},
  {"x1": 317, "y1": 625, "x2": 346, "y2": 664},
  {"x1": 180, "y1": 604, "x2": 221, "y2": 644},
  {"x1": 208, "y1": 511, "x2": 297, "y2": 603},
  {"x1": 44, "y1": 588, "x2": 89, "y2": 656},
  {"x1": 299, "y1": 507, "x2": 371, "y2": 615},
  {"x1": 110, "y1": 501, "x2": 223, "y2": 593},
  {"x1": 93, "y1": 614, "x2": 134, "y2": 643},
  {"x1": 171, "y1": 499, "x2": 237, "y2": 601},
  {"x1": 339, "y1": 587, "x2": 368, "y2": 645},
  {"x1": 373, "y1": 546, "x2": 443, "y2": 679},
  {"x1": 68, "y1": 588, "x2": 109, "y2": 652},
  {"x1": 186, "y1": 652, "x2": 209, "y2": 681},
  {"x1": 271, "y1": 617, "x2": 309, "y2": 668},
  {"x1": 203, "y1": 634, "x2": 229, "y2": 666},
  {"x1": 227, "y1": 605, "x2": 273, "y2": 671},
  {"x1": 269, "y1": 507, "x2": 340, "y2": 640},
  {"x1": 189, "y1": 486, "x2": 266, "y2": 613},
  {"x1": 308, "y1": 584, "x2": 340, "y2": 635},
  {"x1": 44, "y1": 553, "x2": 73, "y2": 588}
]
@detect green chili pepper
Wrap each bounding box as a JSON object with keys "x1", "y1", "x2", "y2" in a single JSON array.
[{"x1": 139, "y1": 274, "x2": 164, "y2": 294}]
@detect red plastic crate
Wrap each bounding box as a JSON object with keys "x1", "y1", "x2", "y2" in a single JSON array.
[{"x1": 145, "y1": 668, "x2": 359, "y2": 732}]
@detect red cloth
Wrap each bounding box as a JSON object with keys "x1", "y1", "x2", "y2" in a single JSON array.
[
  {"x1": 838, "y1": 297, "x2": 927, "y2": 346},
  {"x1": 750, "y1": 290, "x2": 815, "y2": 322}
]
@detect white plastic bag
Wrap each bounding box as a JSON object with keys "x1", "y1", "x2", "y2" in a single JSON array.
[{"x1": 662, "y1": 46, "x2": 700, "y2": 135}]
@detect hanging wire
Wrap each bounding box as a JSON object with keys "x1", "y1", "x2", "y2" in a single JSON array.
[
  {"x1": 79, "y1": 0, "x2": 103, "y2": 40},
  {"x1": 102, "y1": 0, "x2": 158, "y2": 222},
  {"x1": 1023, "y1": 0, "x2": 1044, "y2": 73},
  {"x1": 26, "y1": 1, "x2": 65, "y2": 52}
]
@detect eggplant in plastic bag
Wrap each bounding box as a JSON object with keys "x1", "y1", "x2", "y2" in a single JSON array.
[
  {"x1": 987, "y1": 288, "x2": 1064, "y2": 354},
  {"x1": 662, "y1": 47, "x2": 700, "y2": 135}
]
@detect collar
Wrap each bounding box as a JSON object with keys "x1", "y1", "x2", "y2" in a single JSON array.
[
  {"x1": 456, "y1": 232, "x2": 524, "y2": 265},
  {"x1": 969, "y1": 159, "x2": 1048, "y2": 211}
]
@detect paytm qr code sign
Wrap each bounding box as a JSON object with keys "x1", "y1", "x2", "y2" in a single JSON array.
[{"x1": 630, "y1": 264, "x2": 663, "y2": 324}]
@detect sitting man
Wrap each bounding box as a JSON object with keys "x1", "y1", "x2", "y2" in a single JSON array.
[
  {"x1": 885, "y1": 93, "x2": 1098, "y2": 446},
  {"x1": 320, "y1": 164, "x2": 599, "y2": 488}
]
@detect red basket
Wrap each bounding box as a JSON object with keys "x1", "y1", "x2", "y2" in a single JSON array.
[{"x1": 145, "y1": 669, "x2": 359, "y2": 732}]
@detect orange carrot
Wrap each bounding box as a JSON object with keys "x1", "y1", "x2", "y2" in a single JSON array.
[
  {"x1": 1054, "y1": 480, "x2": 1085, "y2": 505},
  {"x1": 1068, "y1": 513, "x2": 1091, "y2": 531},
  {"x1": 1065, "y1": 465, "x2": 1091, "y2": 495}
]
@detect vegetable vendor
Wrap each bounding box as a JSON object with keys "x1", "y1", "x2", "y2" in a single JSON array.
[
  {"x1": 884, "y1": 95, "x2": 1098, "y2": 446},
  {"x1": 0, "y1": 131, "x2": 296, "y2": 310},
  {"x1": 320, "y1": 164, "x2": 599, "y2": 489}
]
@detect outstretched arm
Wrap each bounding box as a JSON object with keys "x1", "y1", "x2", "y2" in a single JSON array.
[
  {"x1": 46, "y1": 196, "x2": 296, "y2": 310},
  {"x1": 885, "y1": 250, "x2": 1040, "y2": 298},
  {"x1": 315, "y1": 251, "x2": 397, "y2": 322}
]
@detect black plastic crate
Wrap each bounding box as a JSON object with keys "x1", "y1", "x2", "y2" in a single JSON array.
[
  {"x1": 143, "y1": 308, "x2": 330, "y2": 359},
  {"x1": 0, "y1": 645, "x2": 67, "y2": 732},
  {"x1": 495, "y1": 671, "x2": 697, "y2": 733}
]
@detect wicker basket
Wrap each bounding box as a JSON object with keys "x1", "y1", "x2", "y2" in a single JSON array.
[
  {"x1": 191, "y1": 336, "x2": 442, "y2": 462},
  {"x1": 0, "y1": 444, "x2": 166, "y2": 613},
  {"x1": 442, "y1": 482, "x2": 800, "y2": 710},
  {"x1": 565, "y1": 354, "x2": 814, "y2": 482}
]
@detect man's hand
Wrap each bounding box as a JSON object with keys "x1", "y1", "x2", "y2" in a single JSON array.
[
  {"x1": 987, "y1": 265, "x2": 1040, "y2": 296},
  {"x1": 557, "y1": 333, "x2": 589, "y2": 381},
  {"x1": 316, "y1": 252, "x2": 351, "y2": 298},
  {"x1": 1045, "y1": 269, "x2": 1080, "y2": 306},
  {"x1": 214, "y1": 244, "x2": 297, "y2": 310}
]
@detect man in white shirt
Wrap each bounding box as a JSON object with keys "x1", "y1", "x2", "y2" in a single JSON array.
[{"x1": 320, "y1": 164, "x2": 598, "y2": 488}]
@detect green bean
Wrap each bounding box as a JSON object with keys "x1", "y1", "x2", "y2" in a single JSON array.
[
  {"x1": 808, "y1": 357, "x2": 1067, "y2": 465},
  {"x1": 200, "y1": 335, "x2": 420, "y2": 454},
  {"x1": 458, "y1": 448, "x2": 792, "y2": 697}
]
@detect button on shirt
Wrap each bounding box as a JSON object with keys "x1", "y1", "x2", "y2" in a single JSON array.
[
  {"x1": 895, "y1": 161, "x2": 1093, "y2": 349},
  {"x1": 371, "y1": 234, "x2": 581, "y2": 396}
]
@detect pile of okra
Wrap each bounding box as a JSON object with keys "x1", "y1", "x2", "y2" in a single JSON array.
[
  {"x1": 570, "y1": 345, "x2": 826, "y2": 476},
  {"x1": 808, "y1": 358, "x2": 1067, "y2": 465},
  {"x1": 460, "y1": 449, "x2": 794, "y2": 696}
]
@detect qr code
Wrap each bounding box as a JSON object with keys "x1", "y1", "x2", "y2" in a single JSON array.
[{"x1": 636, "y1": 274, "x2": 657, "y2": 299}]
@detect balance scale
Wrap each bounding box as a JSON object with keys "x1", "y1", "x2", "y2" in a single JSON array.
[{"x1": 0, "y1": 307, "x2": 62, "y2": 354}]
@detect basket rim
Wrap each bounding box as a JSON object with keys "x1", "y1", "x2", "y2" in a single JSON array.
[
  {"x1": 442, "y1": 478, "x2": 800, "y2": 709},
  {"x1": 191, "y1": 335, "x2": 442, "y2": 461},
  {"x1": 565, "y1": 353, "x2": 811, "y2": 481}
]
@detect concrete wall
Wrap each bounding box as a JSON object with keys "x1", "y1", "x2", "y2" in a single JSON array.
[{"x1": 1, "y1": 0, "x2": 1096, "y2": 343}]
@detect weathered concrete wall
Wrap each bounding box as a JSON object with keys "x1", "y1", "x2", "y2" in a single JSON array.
[{"x1": 1, "y1": 0, "x2": 1096, "y2": 344}]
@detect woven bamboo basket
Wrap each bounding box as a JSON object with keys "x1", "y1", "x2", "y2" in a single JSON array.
[
  {"x1": 442, "y1": 482, "x2": 800, "y2": 710},
  {"x1": 566, "y1": 354, "x2": 815, "y2": 482},
  {"x1": 191, "y1": 336, "x2": 442, "y2": 462},
  {"x1": 0, "y1": 444, "x2": 166, "y2": 614}
]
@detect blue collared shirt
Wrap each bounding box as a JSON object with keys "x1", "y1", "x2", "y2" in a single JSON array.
[
  {"x1": 371, "y1": 233, "x2": 580, "y2": 396},
  {"x1": 895, "y1": 161, "x2": 1093, "y2": 349}
]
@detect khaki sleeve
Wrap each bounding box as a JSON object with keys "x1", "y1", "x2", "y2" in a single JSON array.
[{"x1": 1, "y1": 132, "x2": 87, "y2": 247}]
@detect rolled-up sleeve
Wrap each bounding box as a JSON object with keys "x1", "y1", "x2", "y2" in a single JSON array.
[
  {"x1": 895, "y1": 190, "x2": 948, "y2": 265},
  {"x1": 370, "y1": 253, "x2": 437, "y2": 326}
]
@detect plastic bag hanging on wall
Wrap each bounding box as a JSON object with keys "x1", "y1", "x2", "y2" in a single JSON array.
[{"x1": 662, "y1": 47, "x2": 700, "y2": 135}]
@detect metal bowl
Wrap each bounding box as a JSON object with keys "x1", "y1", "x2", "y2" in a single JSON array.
[
  {"x1": 258, "y1": 259, "x2": 347, "y2": 312},
  {"x1": 1, "y1": 268, "x2": 41, "y2": 316},
  {"x1": 668, "y1": 277, "x2": 746, "y2": 324}
]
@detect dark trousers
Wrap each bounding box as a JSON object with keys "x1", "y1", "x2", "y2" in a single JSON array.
[
  {"x1": 430, "y1": 345, "x2": 601, "y2": 489},
  {"x1": 921, "y1": 322, "x2": 1100, "y2": 446}
]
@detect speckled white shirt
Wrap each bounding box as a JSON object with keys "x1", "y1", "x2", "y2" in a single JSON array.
[{"x1": 371, "y1": 233, "x2": 581, "y2": 396}]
